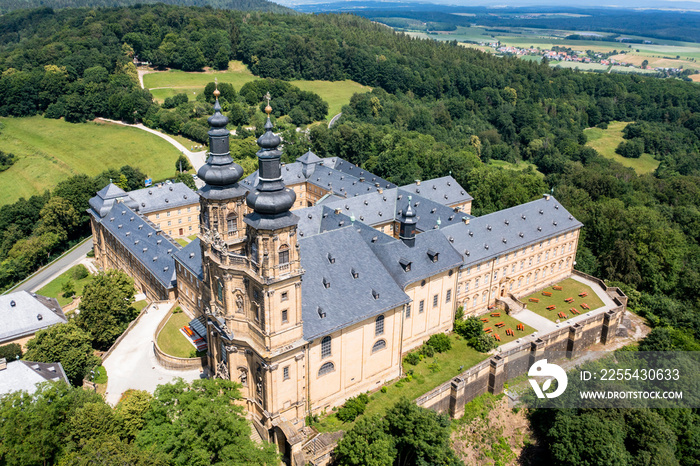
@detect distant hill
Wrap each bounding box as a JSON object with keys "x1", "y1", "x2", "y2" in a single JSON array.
[{"x1": 0, "y1": 0, "x2": 296, "y2": 14}]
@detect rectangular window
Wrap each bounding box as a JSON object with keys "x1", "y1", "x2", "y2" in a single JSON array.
[
  {"x1": 433, "y1": 294, "x2": 438, "y2": 308},
  {"x1": 569, "y1": 243, "x2": 573, "y2": 251},
  {"x1": 406, "y1": 304, "x2": 411, "y2": 318},
  {"x1": 178, "y1": 209, "x2": 181, "y2": 215},
  {"x1": 494, "y1": 271, "x2": 498, "y2": 280},
  {"x1": 281, "y1": 291, "x2": 288, "y2": 302},
  {"x1": 156, "y1": 213, "x2": 160, "y2": 219},
  {"x1": 187, "y1": 207, "x2": 191, "y2": 213},
  {"x1": 167, "y1": 211, "x2": 171, "y2": 217},
  {"x1": 456, "y1": 284, "x2": 460, "y2": 296},
  {"x1": 520, "y1": 261, "x2": 524, "y2": 270},
  {"x1": 466, "y1": 267, "x2": 471, "y2": 275},
  {"x1": 282, "y1": 309, "x2": 288, "y2": 323},
  {"x1": 178, "y1": 218, "x2": 182, "y2": 224},
  {"x1": 188, "y1": 217, "x2": 191, "y2": 222},
  {"x1": 446, "y1": 289, "x2": 452, "y2": 303},
  {"x1": 512, "y1": 264, "x2": 516, "y2": 273},
  {"x1": 189, "y1": 226, "x2": 193, "y2": 231},
  {"x1": 167, "y1": 221, "x2": 171, "y2": 226},
  {"x1": 465, "y1": 281, "x2": 470, "y2": 292},
  {"x1": 496, "y1": 256, "x2": 500, "y2": 264},
  {"x1": 283, "y1": 366, "x2": 289, "y2": 380},
  {"x1": 477, "y1": 264, "x2": 481, "y2": 272},
  {"x1": 419, "y1": 300, "x2": 425, "y2": 313},
  {"x1": 475, "y1": 278, "x2": 479, "y2": 288}
]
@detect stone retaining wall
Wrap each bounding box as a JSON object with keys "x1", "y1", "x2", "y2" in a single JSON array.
[
  {"x1": 415, "y1": 276, "x2": 626, "y2": 418},
  {"x1": 153, "y1": 308, "x2": 206, "y2": 371}
]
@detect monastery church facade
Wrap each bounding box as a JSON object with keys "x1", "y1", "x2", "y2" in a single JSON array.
[{"x1": 90, "y1": 95, "x2": 581, "y2": 456}]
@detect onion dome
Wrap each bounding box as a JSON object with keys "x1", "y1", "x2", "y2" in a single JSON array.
[
  {"x1": 246, "y1": 96, "x2": 296, "y2": 217},
  {"x1": 197, "y1": 84, "x2": 243, "y2": 188}
]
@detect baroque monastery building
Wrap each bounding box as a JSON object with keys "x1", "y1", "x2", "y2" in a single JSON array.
[{"x1": 89, "y1": 94, "x2": 581, "y2": 459}]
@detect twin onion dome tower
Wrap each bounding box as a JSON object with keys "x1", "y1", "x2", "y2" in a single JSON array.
[{"x1": 197, "y1": 88, "x2": 297, "y2": 228}]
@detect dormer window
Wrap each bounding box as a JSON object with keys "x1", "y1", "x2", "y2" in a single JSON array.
[
  {"x1": 351, "y1": 268, "x2": 359, "y2": 279},
  {"x1": 372, "y1": 289, "x2": 379, "y2": 300},
  {"x1": 318, "y1": 307, "x2": 327, "y2": 318},
  {"x1": 427, "y1": 249, "x2": 439, "y2": 263},
  {"x1": 323, "y1": 277, "x2": 330, "y2": 289},
  {"x1": 327, "y1": 253, "x2": 335, "y2": 264},
  {"x1": 399, "y1": 258, "x2": 412, "y2": 272}
]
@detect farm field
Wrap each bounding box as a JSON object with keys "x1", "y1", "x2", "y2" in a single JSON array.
[
  {"x1": 549, "y1": 61, "x2": 610, "y2": 72},
  {"x1": 0, "y1": 116, "x2": 181, "y2": 206},
  {"x1": 584, "y1": 121, "x2": 660, "y2": 175},
  {"x1": 523, "y1": 278, "x2": 605, "y2": 322},
  {"x1": 143, "y1": 61, "x2": 370, "y2": 118}
]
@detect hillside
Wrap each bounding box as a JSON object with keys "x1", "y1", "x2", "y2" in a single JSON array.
[{"x1": 0, "y1": 0, "x2": 294, "y2": 14}]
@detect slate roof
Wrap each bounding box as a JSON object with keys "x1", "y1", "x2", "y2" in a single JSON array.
[
  {"x1": 440, "y1": 195, "x2": 583, "y2": 266},
  {"x1": 296, "y1": 205, "x2": 394, "y2": 246},
  {"x1": 0, "y1": 360, "x2": 69, "y2": 396},
  {"x1": 88, "y1": 183, "x2": 138, "y2": 218},
  {"x1": 318, "y1": 188, "x2": 471, "y2": 232},
  {"x1": 174, "y1": 238, "x2": 204, "y2": 281},
  {"x1": 101, "y1": 204, "x2": 178, "y2": 289},
  {"x1": 0, "y1": 291, "x2": 66, "y2": 344},
  {"x1": 370, "y1": 229, "x2": 464, "y2": 289},
  {"x1": 401, "y1": 176, "x2": 473, "y2": 206},
  {"x1": 299, "y1": 227, "x2": 410, "y2": 340},
  {"x1": 127, "y1": 183, "x2": 198, "y2": 213},
  {"x1": 239, "y1": 155, "x2": 397, "y2": 200}
]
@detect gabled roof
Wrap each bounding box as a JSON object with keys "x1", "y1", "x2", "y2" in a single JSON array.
[
  {"x1": 321, "y1": 157, "x2": 395, "y2": 189},
  {"x1": 370, "y1": 229, "x2": 463, "y2": 289},
  {"x1": 127, "y1": 182, "x2": 198, "y2": 213},
  {"x1": 174, "y1": 238, "x2": 204, "y2": 281},
  {"x1": 401, "y1": 176, "x2": 473, "y2": 206},
  {"x1": 296, "y1": 205, "x2": 394, "y2": 246},
  {"x1": 0, "y1": 360, "x2": 70, "y2": 396},
  {"x1": 101, "y1": 204, "x2": 178, "y2": 289},
  {"x1": 0, "y1": 292, "x2": 66, "y2": 343},
  {"x1": 440, "y1": 195, "x2": 583, "y2": 266},
  {"x1": 300, "y1": 227, "x2": 409, "y2": 340}
]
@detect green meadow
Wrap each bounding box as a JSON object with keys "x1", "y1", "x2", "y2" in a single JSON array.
[
  {"x1": 0, "y1": 116, "x2": 181, "y2": 206},
  {"x1": 143, "y1": 61, "x2": 370, "y2": 118},
  {"x1": 584, "y1": 121, "x2": 660, "y2": 175}
]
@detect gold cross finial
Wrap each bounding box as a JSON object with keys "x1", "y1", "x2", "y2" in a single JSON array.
[
  {"x1": 264, "y1": 92, "x2": 272, "y2": 115},
  {"x1": 213, "y1": 77, "x2": 220, "y2": 98}
]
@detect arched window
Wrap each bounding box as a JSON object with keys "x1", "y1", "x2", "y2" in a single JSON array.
[
  {"x1": 372, "y1": 339, "x2": 386, "y2": 354},
  {"x1": 482, "y1": 291, "x2": 487, "y2": 303},
  {"x1": 518, "y1": 277, "x2": 523, "y2": 288},
  {"x1": 278, "y1": 244, "x2": 290, "y2": 265},
  {"x1": 227, "y1": 213, "x2": 237, "y2": 234},
  {"x1": 216, "y1": 279, "x2": 223, "y2": 302},
  {"x1": 535, "y1": 270, "x2": 539, "y2": 281},
  {"x1": 321, "y1": 336, "x2": 331, "y2": 359},
  {"x1": 472, "y1": 296, "x2": 478, "y2": 308},
  {"x1": 318, "y1": 362, "x2": 335, "y2": 377},
  {"x1": 375, "y1": 315, "x2": 384, "y2": 336}
]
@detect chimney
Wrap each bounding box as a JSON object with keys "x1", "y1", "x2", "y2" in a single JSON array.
[
  {"x1": 462, "y1": 217, "x2": 470, "y2": 225},
  {"x1": 544, "y1": 194, "x2": 551, "y2": 200},
  {"x1": 415, "y1": 179, "x2": 421, "y2": 186}
]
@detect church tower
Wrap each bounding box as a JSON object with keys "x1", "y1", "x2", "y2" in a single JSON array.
[{"x1": 202, "y1": 95, "x2": 307, "y2": 449}]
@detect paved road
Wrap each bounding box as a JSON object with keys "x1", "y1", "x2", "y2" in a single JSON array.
[
  {"x1": 103, "y1": 301, "x2": 203, "y2": 406},
  {"x1": 5, "y1": 238, "x2": 93, "y2": 294},
  {"x1": 96, "y1": 118, "x2": 208, "y2": 172},
  {"x1": 328, "y1": 112, "x2": 342, "y2": 128}
]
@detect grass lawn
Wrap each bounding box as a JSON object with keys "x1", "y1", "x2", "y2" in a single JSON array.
[
  {"x1": 522, "y1": 277, "x2": 605, "y2": 322},
  {"x1": 175, "y1": 238, "x2": 190, "y2": 247},
  {"x1": 156, "y1": 310, "x2": 195, "y2": 358},
  {"x1": 584, "y1": 121, "x2": 659, "y2": 175},
  {"x1": 314, "y1": 333, "x2": 487, "y2": 433},
  {"x1": 0, "y1": 116, "x2": 181, "y2": 206},
  {"x1": 92, "y1": 365, "x2": 108, "y2": 384},
  {"x1": 134, "y1": 300, "x2": 148, "y2": 312},
  {"x1": 489, "y1": 159, "x2": 544, "y2": 177},
  {"x1": 480, "y1": 312, "x2": 535, "y2": 345},
  {"x1": 37, "y1": 265, "x2": 94, "y2": 307}
]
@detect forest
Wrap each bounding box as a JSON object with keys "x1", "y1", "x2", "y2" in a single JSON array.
[{"x1": 0, "y1": 5, "x2": 698, "y2": 464}]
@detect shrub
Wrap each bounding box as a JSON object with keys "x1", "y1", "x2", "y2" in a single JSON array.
[
  {"x1": 72, "y1": 264, "x2": 89, "y2": 280},
  {"x1": 428, "y1": 360, "x2": 441, "y2": 373},
  {"x1": 336, "y1": 393, "x2": 370, "y2": 422},
  {"x1": 455, "y1": 316, "x2": 483, "y2": 340},
  {"x1": 425, "y1": 333, "x2": 452, "y2": 353},
  {"x1": 404, "y1": 352, "x2": 421, "y2": 366},
  {"x1": 61, "y1": 279, "x2": 76, "y2": 298},
  {"x1": 86, "y1": 249, "x2": 95, "y2": 258},
  {"x1": 380, "y1": 386, "x2": 387, "y2": 393},
  {"x1": 0, "y1": 343, "x2": 22, "y2": 360},
  {"x1": 469, "y1": 334, "x2": 497, "y2": 353},
  {"x1": 172, "y1": 306, "x2": 183, "y2": 314},
  {"x1": 419, "y1": 344, "x2": 434, "y2": 358}
]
